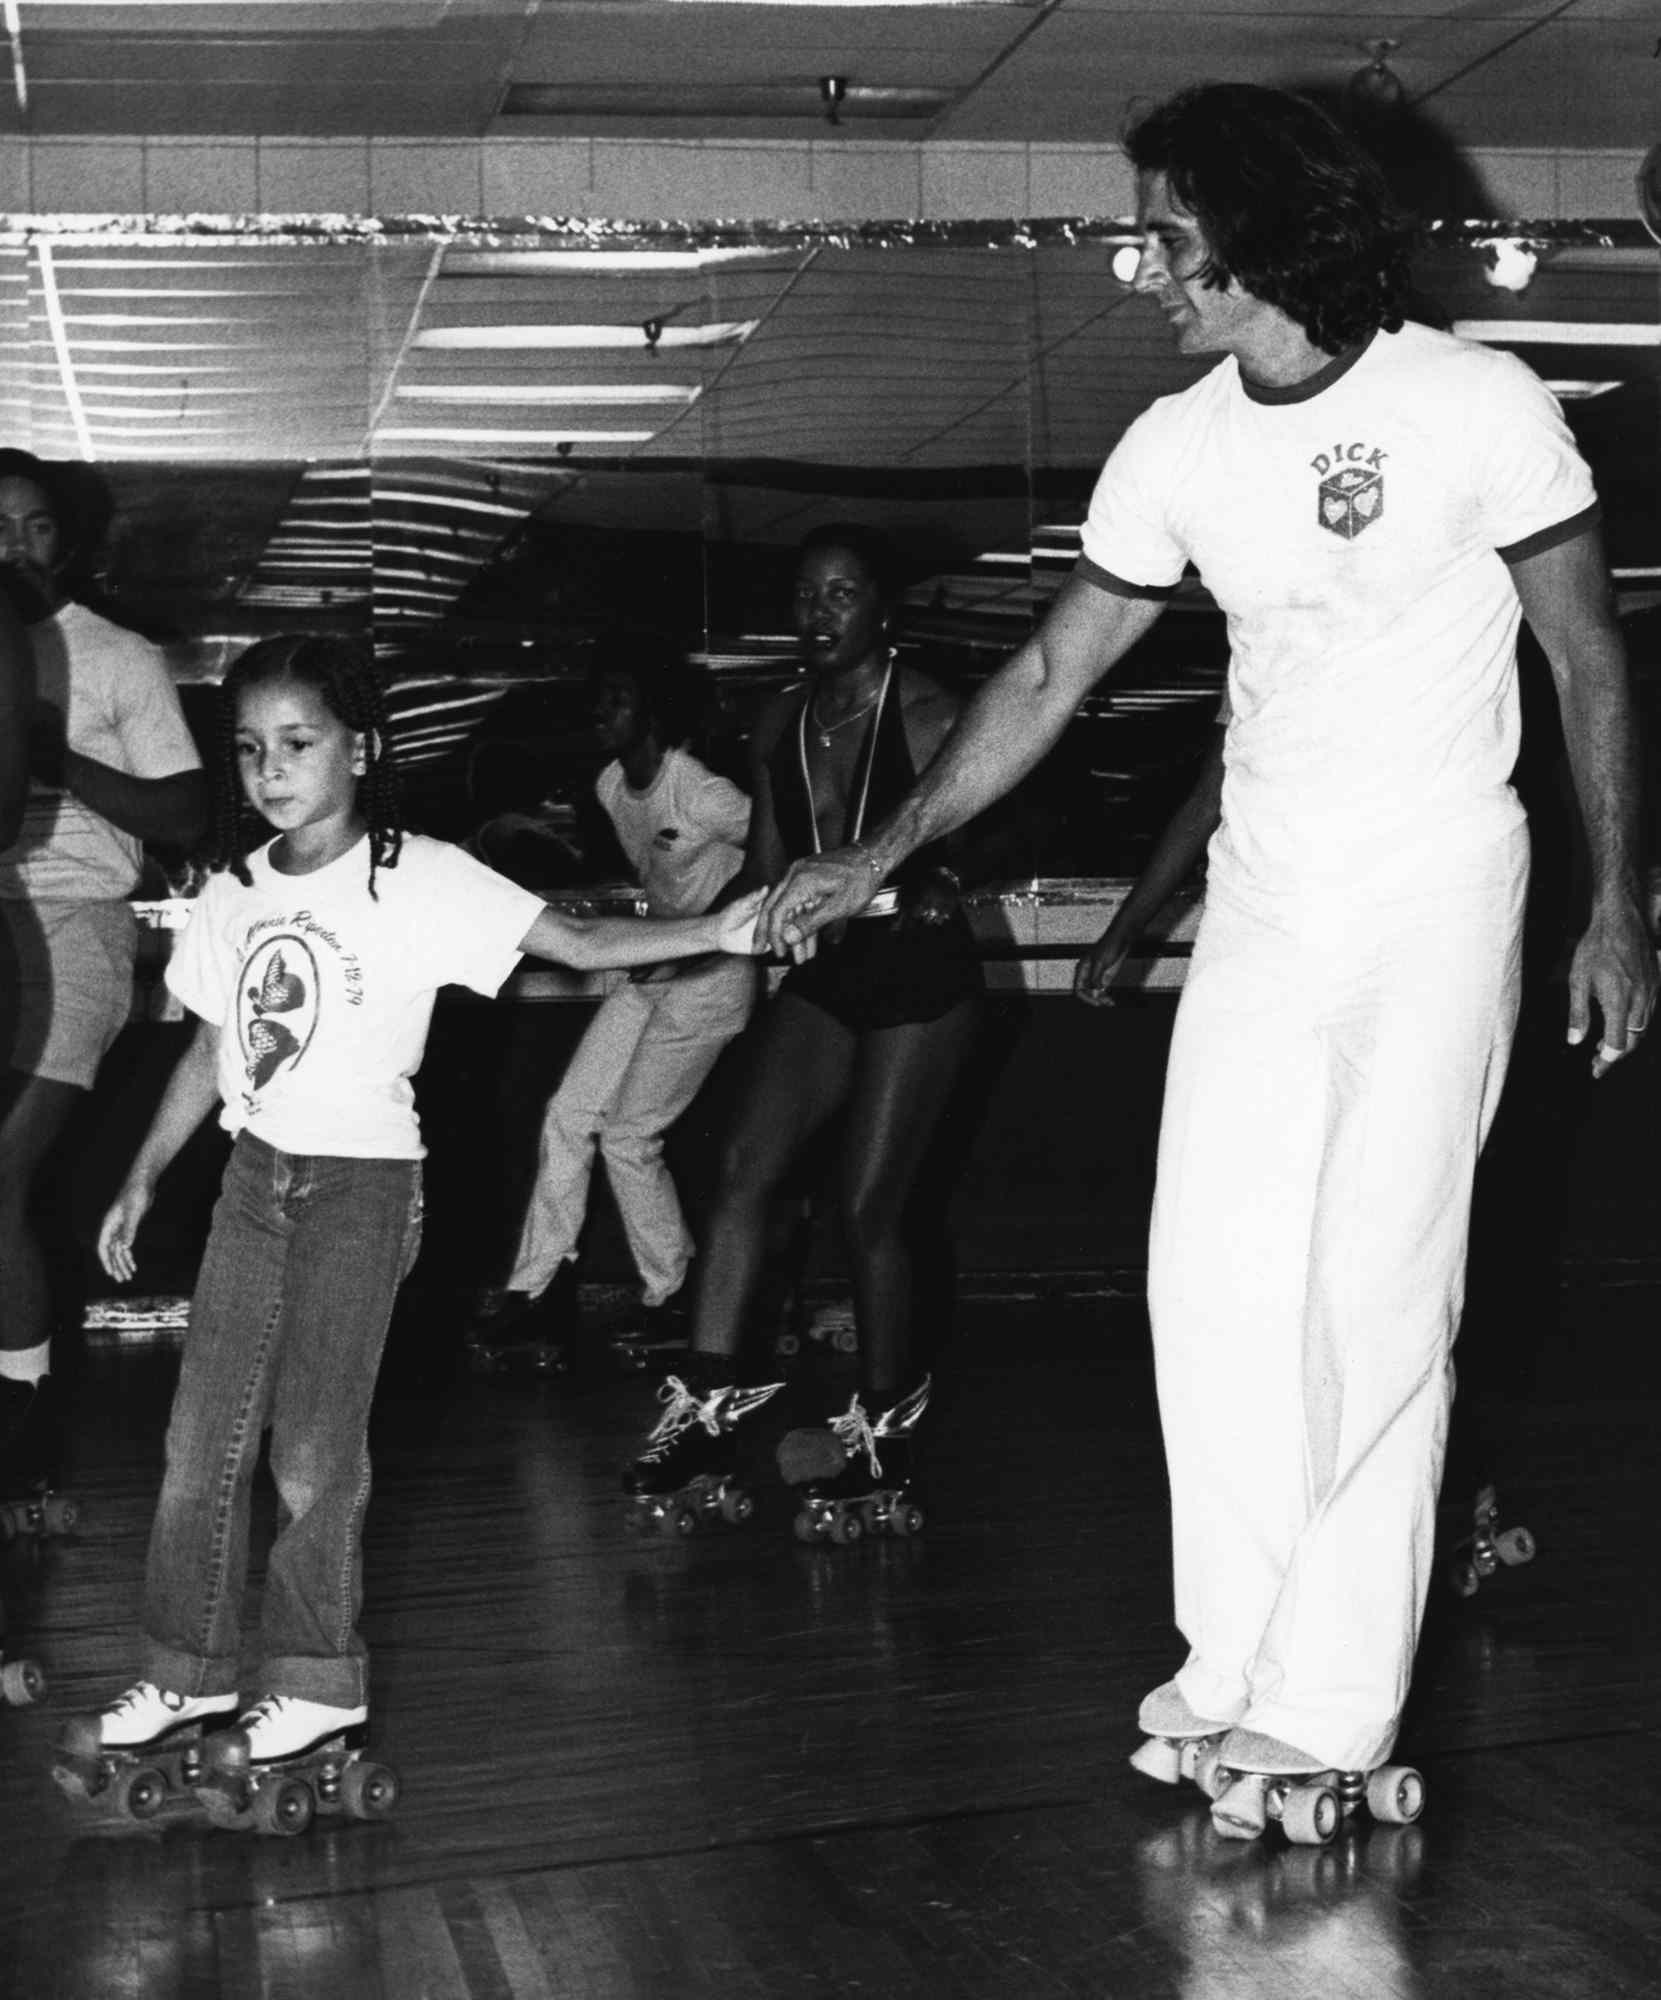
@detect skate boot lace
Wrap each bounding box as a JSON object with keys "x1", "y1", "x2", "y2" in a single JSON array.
[
  {"x1": 830, "y1": 1397, "x2": 881, "y2": 1478},
  {"x1": 239, "y1": 1694, "x2": 290, "y2": 1734},
  {"x1": 107, "y1": 1681, "x2": 183, "y2": 1722},
  {"x1": 638, "y1": 1376, "x2": 728, "y2": 1464}
]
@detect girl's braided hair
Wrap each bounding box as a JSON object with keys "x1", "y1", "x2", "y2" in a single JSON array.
[{"x1": 210, "y1": 634, "x2": 403, "y2": 898}]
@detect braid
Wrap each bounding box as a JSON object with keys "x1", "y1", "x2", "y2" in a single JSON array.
[{"x1": 215, "y1": 633, "x2": 403, "y2": 897}]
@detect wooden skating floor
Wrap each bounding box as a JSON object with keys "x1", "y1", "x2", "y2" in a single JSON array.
[{"x1": 2, "y1": 1289, "x2": 1658, "y2": 2000}]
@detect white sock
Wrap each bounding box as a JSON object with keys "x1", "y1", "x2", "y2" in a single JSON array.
[{"x1": 0, "y1": 1342, "x2": 50, "y2": 1387}]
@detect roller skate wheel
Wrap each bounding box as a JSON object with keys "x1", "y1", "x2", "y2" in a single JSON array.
[
  {"x1": 1449, "y1": 1558, "x2": 1480, "y2": 1599},
  {"x1": 1211, "y1": 1773, "x2": 1268, "y2": 1840},
  {"x1": 1495, "y1": 1525, "x2": 1536, "y2": 1566},
  {"x1": 774, "y1": 1332, "x2": 801, "y2": 1358},
  {"x1": 1193, "y1": 1746, "x2": 1231, "y2": 1800},
  {"x1": 1365, "y1": 1765, "x2": 1424, "y2": 1825},
  {"x1": 1, "y1": 1657, "x2": 45, "y2": 1706},
  {"x1": 1129, "y1": 1735, "x2": 1184, "y2": 1785},
  {"x1": 1282, "y1": 1784, "x2": 1340, "y2": 1846},
  {"x1": 718, "y1": 1487, "x2": 754, "y2": 1526},
  {"x1": 792, "y1": 1510, "x2": 824, "y2": 1544},
  {"x1": 827, "y1": 1509, "x2": 862, "y2": 1546},
  {"x1": 195, "y1": 1780, "x2": 248, "y2": 1828},
  {"x1": 113, "y1": 1764, "x2": 169, "y2": 1822},
  {"x1": 830, "y1": 1327, "x2": 859, "y2": 1355},
  {"x1": 253, "y1": 1777, "x2": 315, "y2": 1837},
  {"x1": 341, "y1": 1759, "x2": 400, "y2": 1820},
  {"x1": 890, "y1": 1501, "x2": 923, "y2": 1537},
  {"x1": 659, "y1": 1506, "x2": 698, "y2": 1539},
  {"x1": 42, "y1": 1495, "x2": 79, "y2": 1535},
  {"x1": 50, "y1": 1758, "x2": 97, "y2": 1805}
]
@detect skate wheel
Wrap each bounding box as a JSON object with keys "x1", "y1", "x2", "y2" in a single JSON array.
[
  {"x1": 254, "y1": 1777, "x2": 315, "y2": 1836},
  {"x1": 341, "y1": 1759, "x2": 400, "y2": 1821},
  {"x1": 1365, "y1": 1765, "x2": 1424, "y2": 1825},
  {"x1": 1495, "y1": 1526, "x2": 1536, "y2": 1566},
  {"x1": 1449, "y1": 1558, "x2": 1480, "y2": 1599},
  {"x1": 793, "y1": 1510, "x2": 826, "y2": 1544},
  {"x1": 1, "y1": 1657, "x2": 44, "y2": 1706},
  {"x1": 718, "y1": 1487, "x2": 754, "y2": 1526},
  {"x1": 890, "y1": 1501, "x2": 924, "y2": 1537},
  {"x1": 831, "y1": 1328, "x2": 858, "y2": 1355},
  {"x1": 1129, "y1": 1736, "x2": 1184, "y2": 1785},
  {"x1": 660, "y1": 1507, "x2": 698, "y2": 1539},
  {"x1": 774, "y1": 1332, "x2": 801, "y2": 1358},
  {"x1": 195, "y1": 1779, "x2": 249, "y2": 1827},
  {"x1": 1193, "y1": 1746, "x2": 1231, "y2": 1800},
  {"x1": 41, "y1": 1495, "x2": 78, "y2": 1535},
  {"x1": 827, "y1": 1510, "x2": 862, "y2": 1546},
  {"x1": 1211, "y1": 1774, "x2": 1268, "y2": 1840},
  {"x1": 51, "y1": 1758, "x2": 98, "y2": 1805},
  {"x1": 113, "y1": 1764, "x2": 169, "y2": 1822},
  {"x1": 1282, "y1": 1784, "x2": 1340, "y2": 1846}
]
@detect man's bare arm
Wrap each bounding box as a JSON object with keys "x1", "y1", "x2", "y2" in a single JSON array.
[
  {"x1": 1510, "y1": 526, "x2": 1656, "y2": 1076},
  {"x1": 759, "y1": 578, "x2": 1167, "y2": 952}
]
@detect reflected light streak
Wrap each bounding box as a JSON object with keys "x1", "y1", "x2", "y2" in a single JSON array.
[
  {"x1": 374, "y1": 427, "x2": 654, "y2": 445},
  {"x1": 414, "y1": 322, "x2": 757, "y2": 351},
  {"x1": 393, "y1": 384, "x2": 699, "y2": 405}
]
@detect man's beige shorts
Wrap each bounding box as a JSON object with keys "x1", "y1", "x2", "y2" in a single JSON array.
[{"x1": 1, "y1": 898, "x2": 137, "y2": 1089}]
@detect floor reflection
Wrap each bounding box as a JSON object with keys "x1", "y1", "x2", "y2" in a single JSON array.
[{"x1": 1135, "y1": 1804, "x2": 1427, "y2": 2000}]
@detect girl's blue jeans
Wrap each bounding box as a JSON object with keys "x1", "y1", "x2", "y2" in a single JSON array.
[{"x1": 140, "y1": 1131, "x2": 423, "y2": 1709}]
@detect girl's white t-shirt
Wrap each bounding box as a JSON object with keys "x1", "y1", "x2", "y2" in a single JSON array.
[{"x1": 167, "y1": 833, "x2": 545, "y2": 1159}]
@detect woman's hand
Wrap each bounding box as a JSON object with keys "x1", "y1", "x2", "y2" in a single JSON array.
[
  {"x1": 98, "y1": 1178, "x2": 155, "y2": 1283},
  {"x1": 1074, "y1": 931, "x2": 1131, "y2": 1008}
]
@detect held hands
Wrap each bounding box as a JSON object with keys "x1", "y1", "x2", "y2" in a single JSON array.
[
  {"x1": 1567, "y1": 895, "x2": 1658, "y2": 1079},
  {"x1": 97, "y1": 1179, "x2": 155, "y2": 1284},
  {"x1": 758, "y1": 847, "x2": 880, "y2": 961},
  {"x1": 714, "y1": 887, "x2": 770, "y2": 957}
]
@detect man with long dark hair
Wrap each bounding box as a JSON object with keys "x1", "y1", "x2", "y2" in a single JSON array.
[{"x1": 757, "y1": 83, "x2": 1654, "y2": 1824}]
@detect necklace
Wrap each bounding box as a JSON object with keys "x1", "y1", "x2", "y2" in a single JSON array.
[
  {"x1": 810, "y1": 686, "x2": 882, "y2": 748},
  {"x1": 800, "y1": 663, "x2": 893, "y2": 856}
]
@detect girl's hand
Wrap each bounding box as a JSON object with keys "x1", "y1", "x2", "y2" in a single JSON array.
[
  {"x1": 715, "y1": 888, "x2": 768, "y2": 956},
  {"x1": 98, "y1": 1180, "x2": 154, "y2": 1283}
]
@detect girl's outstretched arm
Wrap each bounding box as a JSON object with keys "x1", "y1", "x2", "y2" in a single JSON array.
[
  {"x1": 517, "y1": 886, "x2": 765, "y2": 972},
  {"x1": 98, "y1": 1019, "x2": 223, "y2": 1282}
]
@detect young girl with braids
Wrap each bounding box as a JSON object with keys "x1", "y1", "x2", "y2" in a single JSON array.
[{"x1": 59, "y1": 635, "x2": 762, "y2": 1784}]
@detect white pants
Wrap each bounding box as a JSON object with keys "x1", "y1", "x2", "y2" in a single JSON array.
[
  {"x1": 1148, "y1": 816, "x2": 1528, "y2": 1771},
  {"x1": 507, "y1": 959, "x2": 755, "y2": 1307}
]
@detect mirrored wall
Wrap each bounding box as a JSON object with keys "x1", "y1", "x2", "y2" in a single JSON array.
[{"x1": 4, "y1": 222, "x2": 1656, "y2": 884}]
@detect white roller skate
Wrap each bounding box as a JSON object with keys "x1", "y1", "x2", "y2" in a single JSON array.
[
  {"x1": 1206, "y1": 1728, "x2": 1425, "y2": 1847},
  {"x1": 196, "y1": 1694, "x2": 398, "y2": 1836},
  {"x1": 1129, "y1": 1680, "x2": 1241, "y2": 1790},
  {"x1": 783, "y1": 1378, "x2": 930, "y2": 1546},
  {"x1": 622, "y1": 1373, "x2": 783, "y2": 1537},
  {"x1": 51, "y1": 1681, "x2": 240, "y2": 1821}
]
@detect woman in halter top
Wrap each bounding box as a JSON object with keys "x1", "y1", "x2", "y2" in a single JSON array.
[{"x1": 621, "y1": 524, "x2": 984, "y2": 1527}]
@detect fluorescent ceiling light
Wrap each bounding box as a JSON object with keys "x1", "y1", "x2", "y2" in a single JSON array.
[
  {"x1": 504, "y1": 82, "x2": 951, "y2": 120},
  {"x1": 444, "y1": 251, "x2": 776, "y2": 275},
  {"x1": 394, "y1": 385, "x2": 699, "y2": 405},
  {"x1": 414, "y1": 322, "x2": 756, "y2": 351},
  {"x1": 375, "y1": 427, "x2": 655, "y2": 445},
  {"x1": 1542, "y1": 380, "x2": 1623, "y2": 399},
  {"x1": 1451, "y1": 321, "x2": 1658, "y2": 347}
]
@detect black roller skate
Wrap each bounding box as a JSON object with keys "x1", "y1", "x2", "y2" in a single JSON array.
[
  {"x1": 51, "y1": 1681, "x2": 240, "y2": 1823},
  {"x1": 0, "y1": 1375, "x2": 80, "y2": 1544},
  {"x1": 782, "y1": 1377, "x2": 930, "y2": 1546},
  {"x1": 1447, "y1": 1483, "x2": 1536, "y2": 1598},
  {"x1": 463, "y1": 1271, "x2": 577, "y2": 1377},
  {"x1": 622, "y1": 1368, "x2": 783, "y2": 1537},
  {"x1": 194, "y1": 1694, "x2": 399, "y2": 1836}
]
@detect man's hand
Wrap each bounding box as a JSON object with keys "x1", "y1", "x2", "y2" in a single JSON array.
[
  {"x1": 1074, "y1": 934, "x2": 1131, "y2": 1008},
  {"x1": 759, "y1": 847, "x2": 879, "y2": 959},
  {"x1": 1567, "y1": 895, "x2": 1658, "y2": 1079},
  {"x1": 98, "y1": 1178, "x2": 156, "y2": 1283}
]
